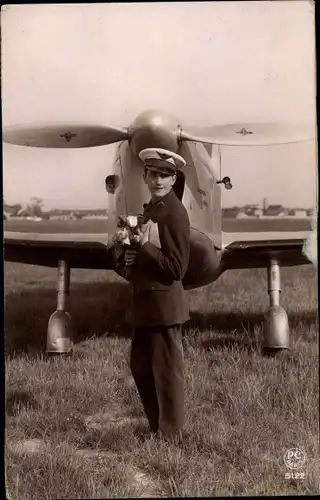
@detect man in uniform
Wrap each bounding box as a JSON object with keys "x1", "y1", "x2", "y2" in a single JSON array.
[{"x1": 114, "y1": 147, "x2": 190, "y2": 440}]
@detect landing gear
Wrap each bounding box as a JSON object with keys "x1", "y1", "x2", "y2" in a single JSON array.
[
  {"x1": 263, "y1": 258, "x2": 290, "y2": 353},
  {"x1": 46, "y1": 259, "x2": 73, "y2": 354}
]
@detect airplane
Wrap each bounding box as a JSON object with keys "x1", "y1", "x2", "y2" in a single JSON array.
[{"x1": 3, "y1": 109, "x2": 316, "y2": 355}]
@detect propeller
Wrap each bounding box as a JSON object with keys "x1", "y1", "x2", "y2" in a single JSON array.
[
  {"x1": 2, "y1": 124, "x2": 129, "y2": 148},
  {"x1": 3, "y1": 115, "x2": 315, "y2": 150},
  {"x1": 180, "y1": 122, "x2": 315, "y2": 146}
]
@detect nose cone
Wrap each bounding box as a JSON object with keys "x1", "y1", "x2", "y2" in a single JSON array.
[
  {"x1": 131, "y1": 109, "x2": 179, "y2": 129},
  {"x1": 129, "y1": 109, "x2": 181, "y2": 156}
]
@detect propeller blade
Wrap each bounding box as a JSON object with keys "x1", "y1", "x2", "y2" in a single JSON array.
[
  {"x1": 180, "y1": 122, "x2": 315, "y2": 146},
  {"x1": 3, "y1": 124, "x2": 129, "y2": 148}
]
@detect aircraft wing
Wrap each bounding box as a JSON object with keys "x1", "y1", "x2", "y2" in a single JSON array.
[
  {"x1": 5, "y1": 224, "x2": 316, "y2": 273},
  {"x1": 221, "y1": 230, "x2": 315, "y2": 269},
  {"x1": 4, "y1": 229, "x2": 115, "y2": 269}
]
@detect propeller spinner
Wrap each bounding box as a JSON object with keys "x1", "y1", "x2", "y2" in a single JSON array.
[{"x1": 3, "y1": 109, "x2": 314, "y2": 153}]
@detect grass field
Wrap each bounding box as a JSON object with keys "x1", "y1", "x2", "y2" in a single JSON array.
[{"x1": 4, "y1": 261, "x2": 319, "y2": 498}]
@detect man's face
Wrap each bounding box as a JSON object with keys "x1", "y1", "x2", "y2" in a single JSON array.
[{"x1": 143, "y1": 169, "x2": 176, "y2": 200}]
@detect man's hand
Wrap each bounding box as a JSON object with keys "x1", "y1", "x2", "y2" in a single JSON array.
[
  {"x1": 136, "y1": 221, "x2": 152, "y2": 247},
  {"x1": 124, "y1": 249, "x2": 138, "y2": 266}
]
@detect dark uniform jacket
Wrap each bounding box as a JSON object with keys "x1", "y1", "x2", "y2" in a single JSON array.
[{"x1": 114, "y1": 189, "x2": 190, "y2": 326}]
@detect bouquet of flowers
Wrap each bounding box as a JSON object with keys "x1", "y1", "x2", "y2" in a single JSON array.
[{"x1": 113, "y1": 214, "x2": 145, "y2": 248}]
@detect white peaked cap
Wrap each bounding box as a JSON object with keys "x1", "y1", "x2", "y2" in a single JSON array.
[{"x1": 139, "y1": 148, "x2": 186, "y2": 170}]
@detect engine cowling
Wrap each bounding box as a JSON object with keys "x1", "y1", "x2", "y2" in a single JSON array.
[{"x1": 129, "y1": 109, "x2": 181, "y2": 157}]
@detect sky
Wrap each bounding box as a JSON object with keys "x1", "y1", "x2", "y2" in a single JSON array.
[{"x1": 2, "y1": 1, "x2": 317, "y2": 209}]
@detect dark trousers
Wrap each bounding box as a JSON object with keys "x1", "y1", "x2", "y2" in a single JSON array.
[{"x1": 130, "y1": 325, "x2": 184, "y2": 437}]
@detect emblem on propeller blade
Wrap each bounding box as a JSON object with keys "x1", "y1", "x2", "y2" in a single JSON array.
[
  {"x1": 60, "y1": 132, "x2": 77, "y2": 142},
  {"x1": 236, "y1": 127, "x2": 253, "y2": 136}
]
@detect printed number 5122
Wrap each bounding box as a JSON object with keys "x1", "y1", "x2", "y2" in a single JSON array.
[{"x1": 285, "y1": 472, "x2": 305, "y2": 480}]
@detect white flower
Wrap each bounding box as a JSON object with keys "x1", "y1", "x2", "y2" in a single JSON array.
[
  {"x1": 127, "y1": 215, "x2": 138, "y2": 228},
  {"x1": 122, "y1": 236, "x2": 131, "y2": 246},
  {"x1": 116, "y1": 228, "x2": 129, "y2": 239},
  {"x1": 132, "y1": 233, "x2": 141, "y2": 243},
  {"x1": 114, "y1": 227, "x2": 130, "y2": 245}
]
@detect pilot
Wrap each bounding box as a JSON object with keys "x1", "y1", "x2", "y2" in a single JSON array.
[{"x1": 115, "y1": 147, "x2": 190, "y2": 441}]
